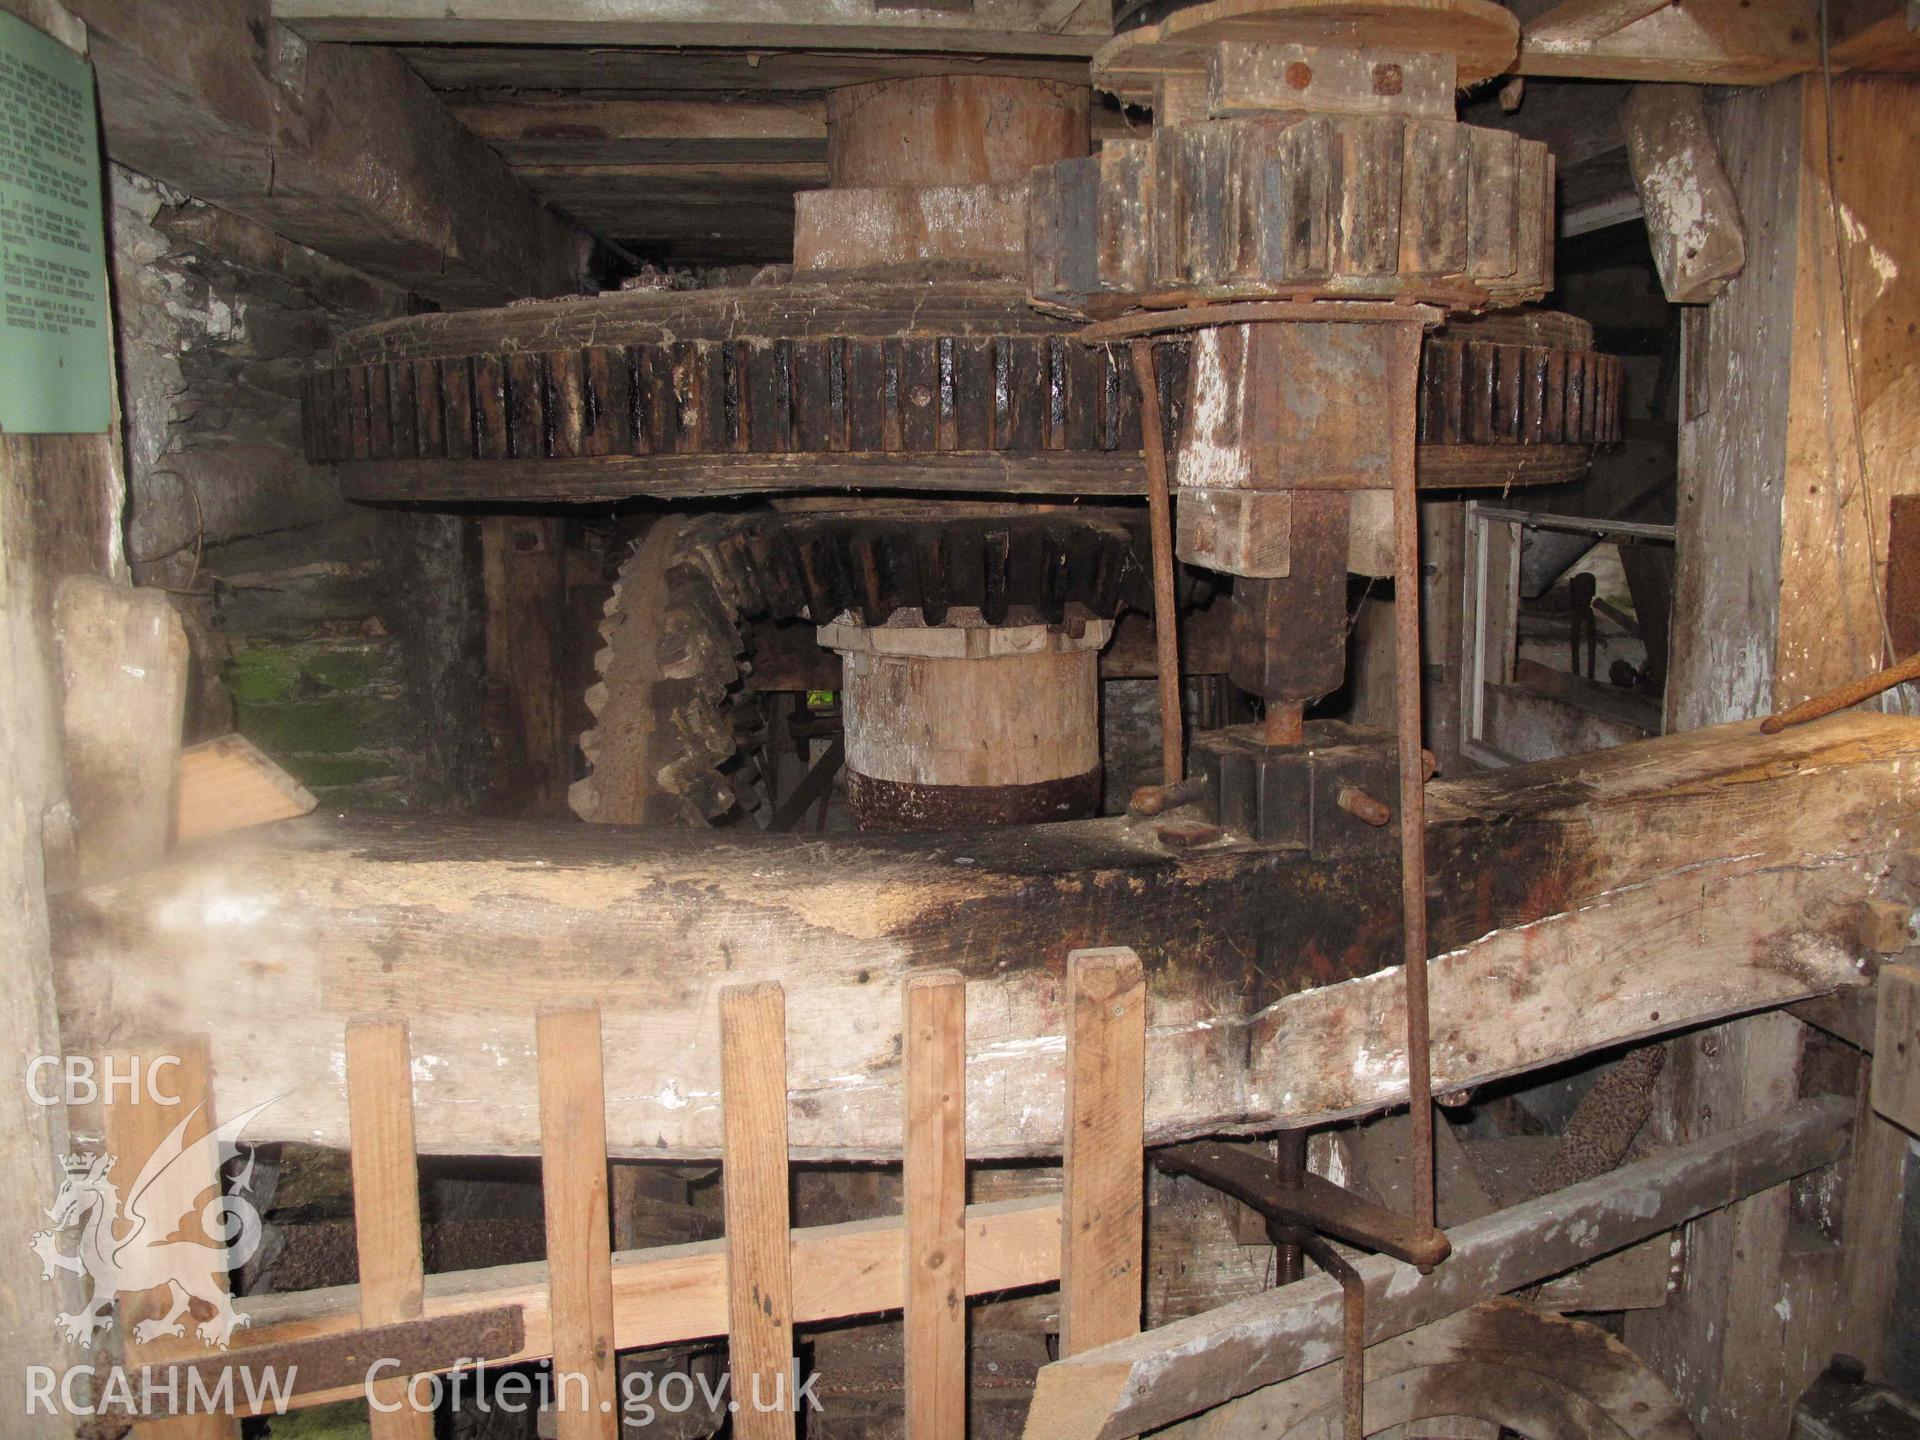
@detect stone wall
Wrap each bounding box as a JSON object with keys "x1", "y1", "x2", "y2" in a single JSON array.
[{"x1": 109, "y1": 165, "x2": 486, "y2": 810}]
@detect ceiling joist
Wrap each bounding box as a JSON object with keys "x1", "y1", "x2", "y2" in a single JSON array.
[{"x1": 273, "y1": 0, "x2": 1116, "y2": 55}]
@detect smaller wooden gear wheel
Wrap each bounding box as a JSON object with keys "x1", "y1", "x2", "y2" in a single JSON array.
[{"x1": 1029, "y1": 0, "x2": 1552, "y2": 313}]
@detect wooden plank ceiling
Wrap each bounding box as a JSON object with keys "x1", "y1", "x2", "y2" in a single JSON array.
[
  {"x1": 275, "y1": 2, "x2": 1114, "y2": 266},
  {"x1": 270, "y1": 0, "x2": 1919, "y2": 270}
]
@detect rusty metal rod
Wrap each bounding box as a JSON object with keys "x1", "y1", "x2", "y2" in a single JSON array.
[
  {"x1": 1131, "y1": 339, "x2": 1185, "y2": 786},
  {"x1": 1387, "y1": 320, "x2": 1437, "y2": 1231},
  {"x1": 1759, "y1": 649, "x2": 1920, "y2": 733},
  {"x1": 1336, "y1": 787, "x2": 1392, "y2": 827},
  {"x1": 1273, "y1": 1131, "x2": 1306, "y2": 1285},
  {"x1": 1299, "y1": 1233, "x2": 1366, "y2": 1440},
  {"x1": 1263, "y1": 700, "x2": 1305, "y2": 748}
]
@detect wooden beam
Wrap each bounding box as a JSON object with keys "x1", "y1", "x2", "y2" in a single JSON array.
[
  {"x1": 1523, "y1": 0, "x2": 1671, "y2": 45},
  {"x1": 1622, "y1": 84, "x2": 1745, "y2": 303},
  {"x1": 227, "y1": 1195, "x2": 1061, "y2": 1414},
  {"x1": 1019, "y1": 1097, "x2": 1854, "y2": 1440},
  {"x1": 448, "y1": 97, "x2": 826, "y2": 166},
  {"x1": 1829, "y1": 0, "x2": 1920, "y2": 71},
  {"x1": 903, "y1": 973, "x2": 967, "y2": 1440},
  {"x1": 1517, "y1": 0, "x2": 1818, "y2": 83},
  {"x1": 345, "y1": 1022, "x2": 434, "y2": 1440},
  {"x1": 53, "y1": 713, "x2": 1918, "y2": 1158},
  {"x1": 721, "y1": 983, "x2": 797, "y2": 1438},
  {"x1": 537, "y1": 1010, "x2": 618, "y2": 1440},
  {"x1": 1871, "y1": 963, "x2": 1920, "y2": 1133},
  {"x1": 272, "y1": 0, "x2": 1113, "y2": 54},
  {"x1": 1062, "y1": 949, "x2": 1146, "y2": 1356},
  {"x1": 67, "y1": 0, "x2": 591, "y2": 305},
  {"x1": 404, "y1": 46, "x2": 1092, "y2": 93}
]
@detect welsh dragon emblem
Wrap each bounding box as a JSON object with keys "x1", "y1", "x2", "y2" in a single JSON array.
[{"x1": 28, "y1": 1097, "x2": 278, "y2": 1350}]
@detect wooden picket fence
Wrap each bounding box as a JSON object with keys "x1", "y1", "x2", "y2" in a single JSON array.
[{"x1": 100, "y1": 948, "x2": 1148, "y2": 1439}]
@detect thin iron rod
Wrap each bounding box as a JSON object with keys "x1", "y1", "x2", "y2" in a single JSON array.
[
  {"x1": 1300, "y1": 1233, "x2": 1366, "y2": 1440},
  {"x1": 1388, "y1": 321, "x2": 1436, "y2": 1230},
  {"x1": 1131, "y1": 339, "x2": 1185, "y2": 786}
]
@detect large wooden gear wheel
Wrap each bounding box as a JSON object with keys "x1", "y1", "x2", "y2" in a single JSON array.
[{"x1": 300, "y1": 288, "x2": 1618, "y2": 501}]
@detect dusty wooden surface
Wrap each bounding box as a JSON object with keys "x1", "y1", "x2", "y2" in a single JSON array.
[
  {"x1": 51, "y1": 713, "x2": 1918, "y2": 1158},
  {"x1": 1020, "y1": 1097, "x2": 1852, "y2": 1440}
]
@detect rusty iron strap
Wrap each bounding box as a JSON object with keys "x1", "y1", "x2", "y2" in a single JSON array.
[
  {"x1": 1157, "y1": 1142, "x2": 1449, "y2": 1269},
  {"x1": 1298, "y1": 1232, "x2": 1367, "y2": 1440},
  {"x1": 104, "y1": 1304, "x2": 525, "y2": 1419}
]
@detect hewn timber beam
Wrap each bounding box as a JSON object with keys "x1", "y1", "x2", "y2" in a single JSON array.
[
  {"x1": 67, "y1": 0, "x2": 592, "y2": 305},
  {"x1": 272, "y1": 0, "x2": 1113, "y2": 54},
  {"x1": 446, "y1": 97, "x2": 828, "y2": 167},
  {"x1": 1517, "y1": 0, "x2": 1819, "y2": 82},
  {"x1": 1828, "y1": 0, "x2": 1920, "y2": 70},
  {"x1": 1021, "y1": 1096, "x2": 1854, "y2": 1440},
  {"x1": 50, "y1": 713, "x2": 1919, "y2": 1158},
  {"x1": 224, "y1": 1196, "x2": 1061, "y2": 1415},
  {"x1": 1524, "y1": 0, "x2": 1673, "y2": 47}
]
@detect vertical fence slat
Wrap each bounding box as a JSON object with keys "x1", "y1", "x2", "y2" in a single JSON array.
[
  {"x1": 538, "y1": 1009, "x2": 618, "y2": 1440},
  {"x1": 722, "y1": 982, "x2": 798, "y2": 1439},
  {"x1": 904, "y1": 972, "x2": 967, "y2": 1438},
  {"x1": 1060, "y1": 947, "x2": 1147, "y2": 1357}
]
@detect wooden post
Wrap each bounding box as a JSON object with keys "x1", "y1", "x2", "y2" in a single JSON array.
[
  {"x1": 1060, "y1": 948, "x2": 1146, "y2": 1357},
  {"x1": 102, "y1": 1039, "x2": 239, "y2": 1439},
  {"x1": 903, "y1": 972, "x2": 967, "y2": 1439},
  {"x1": 537, "y1": 1009, "x2": 618, "y2": 1440},
  {"x1": 1871, "y1": 964, "x2": 1920, "y2": 1134},
  {"x1": 1632, "y1": 74, "x2": 1920, "y2": 1437},
  {"x1": 721, "y1": 982, "x2": 797, "y2": 1438},
  {"x1": 345, "y1": 1022, "x2": 433, "y2": 1439},
  {"x1": 1623, "y1": 84, "x2": 1746, "y2": 303},
  {"x1": 481, "y1": 515, "x2": 570, "y2": 816},
  {"x1": 52, "y1": 576, "x2": 188, "y2": 885}
]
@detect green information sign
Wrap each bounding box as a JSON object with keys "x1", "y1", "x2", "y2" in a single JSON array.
[{"x1": 0, "y1": 9, "x2": 109, "y2": 434}]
